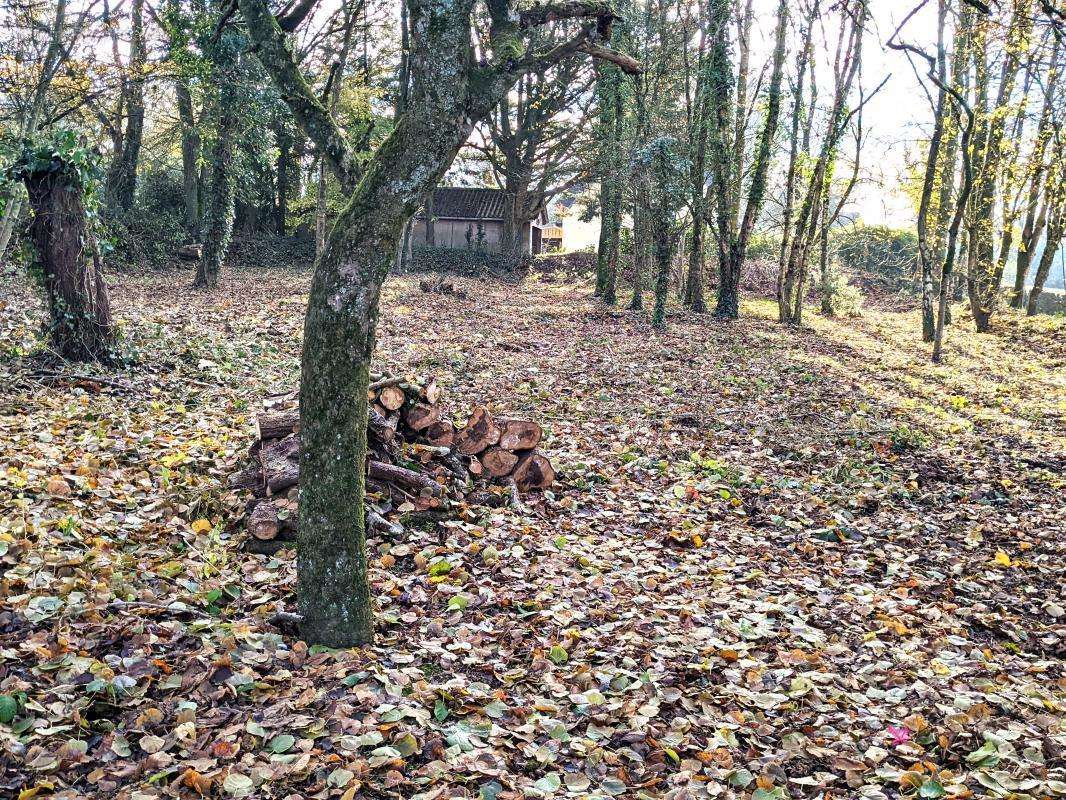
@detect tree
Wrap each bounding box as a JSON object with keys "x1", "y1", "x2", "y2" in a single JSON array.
[
  {"x1": 1011, "y1": 34, "x2": 1060, "y2": 307},
  {"x1": 634, "y1": 137, "x2": 685, "y2": 327},
  {"x1": 482, "y1": 52, "x2": 594, "y2": 265},
  {"x1": 778, "y1": 0, "x2": 867, "y2": 326},
  {"x1": 705, "y1": 0, "x2": 789, "y2": 319},
  {"x1": 239, "y1": 0, "x2": 639, "y2": 646},
  {"x1": 100, "y1": 0, "x2": 147, "y2": 218},
  {"x1": 0, "y1": 0, "x2": 96, "y2": 260},
  {"x1": 964, "y1": 0, "x2": 1033, "y2": 332},
  {"x1": 593, "y1": 20, "x2": 633, "y2": 305},
  {"x1": 11, "y1": 131, "x2": 117, "y2": 362},
  {"x1": 195, "y1": 29, "x2": 243, "y2": 288},
  {"x1": 1026, "y1": 134, "x2": 1065, "y2": 315}
]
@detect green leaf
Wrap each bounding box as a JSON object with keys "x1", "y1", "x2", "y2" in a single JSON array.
[
  {"x1": 434, "y1": 697, "x2": 449, "y2": 721},
  {"x1": 548, "y1": 645, "x2": 568, "y2": 664},
  {"x1": 727, "y1": 769, "x2": 754, "y2": 789},
  {"x1": 919, "y1": 779, "x2": 946, "y2": 798},
  {"x1": 327, "y1": 767, "x2": 355, "y2": 788},
  {"x1": 267, "y1": 734, "x2": 294, "y2": 753},
  {"x1": 223, "y1": 773, "x2": 255, "y2": 796},
  {"x1": 428, "y1": 560, "x2": 452, "y2": 577},
  {"x1": 0, "y1": 695, "x2": 17, "y2": 724},
  {"x1": 966, "y1": 741, "x2": 1000, "y2": 767},
  {"x1": 533, "y1": 772, "x2": 561, "y2": 794}
]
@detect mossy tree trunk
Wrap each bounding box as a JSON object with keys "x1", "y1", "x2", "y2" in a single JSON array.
[
  {"x1": 195, "y1": 74, "x2": 238, "y2": 288},
  {"x1": 706, "y1": 0, "x2": 789, "y2": 320},
  {"x1": 594, "y1": 44, "x2": 630, "y2": 305},
  {"x1": 22, "y1": 171, "x2": 116, "y2": 361}
]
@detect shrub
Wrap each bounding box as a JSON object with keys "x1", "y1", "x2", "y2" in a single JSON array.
[
  {"x1": 403, "y1": 246, "x2": 529, "y2": 280},
  {"x1": 817, "y1": 260, "x2": 864, "y2": 317},
  {"x1": 532, "y1": 250, "x2": 596, "y2": 278},
  {"x1": 832, "y1": 224, "x2": 918, "y2": 292},
  {"x1": 107, "y1": 168, "x2": 188, "y2": 268}
]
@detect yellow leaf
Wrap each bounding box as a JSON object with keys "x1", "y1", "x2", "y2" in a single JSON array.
[
  {"x1": 993, "y1": 550, "x2": 1013, "y2": 567},
  {"x1": 19, "y1": 782, "x2": 54, "y2": 800},
  {"x1": 191, "y1": 519, "x2": 212, "y2": 534},
  {"x1": 692, "y1": 534, "x2": 703, "y2": 548}
]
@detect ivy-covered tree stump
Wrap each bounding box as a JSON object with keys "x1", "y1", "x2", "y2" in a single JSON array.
[{"x1": 12, "y1": 131, "x2": 117, "y2": 362}]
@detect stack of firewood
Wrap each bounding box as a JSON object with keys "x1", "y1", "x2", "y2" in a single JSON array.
[{"x1": 229, "y1": 374, "x2": 555, "y2": 549}]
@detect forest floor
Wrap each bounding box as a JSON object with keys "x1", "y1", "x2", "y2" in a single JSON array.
[{"x1": 1, "y1": 267, "x2": 1064, "y2": 800}]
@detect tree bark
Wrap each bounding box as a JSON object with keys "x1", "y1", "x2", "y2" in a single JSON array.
[
  {"x1": 21, "y1": 169, "x2": 116, "y2": 361},
  {"x1": 176, "y1": 80, "x2": 201, "y2": 236},
  {"x1": 196, "y1": 76, "x2": 238, "y2": 288}
]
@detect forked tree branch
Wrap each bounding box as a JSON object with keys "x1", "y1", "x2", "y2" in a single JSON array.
[{"x1": 238, "y1": 0, "x2": 362, "y2": 193}]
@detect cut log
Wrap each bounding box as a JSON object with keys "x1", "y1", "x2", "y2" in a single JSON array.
[
  {"x1": 368, "y1": 408, "x2": 397, "y2": 445},
  {"x1": 258, "y1": 408, "x2": 394, "y2": 448},
  {"x1": 512, "y1": 452, "x2": 556, "y2": 492},
  {"x1": 368, "y1": 460, "x2": 444, "y2": 498},
  {"x1": 248, "y1": 500, "x2": 280, "y2": 540},
  {"x1": 378, "y1": 384, "x2": 406, "y2": 411},
  {"x1": 481, "y1": 447, "x2": 519, "y2": 478},
  {"x1": 229, "y1": 466, "x2": 264, "y2": 494},
  {"x1": 405, "y1": 403, "x2": 440, "y2": 431},
  {"x1": 424, "y1": 420, "x2": 456, "y2": 448},
  {"x1": 498, "y1": 419, "x2": 543, "y2": 451},
  {"x1": 467, "y1": 456, "x2": 483, "y2": 476},
  {"x1": 261, "y1": 436, "x2": 300, "y2": 494},
  {"x1": 257, "y1": 409, "x2": 299, "y2": 440},
  {"x1": 456, "y1": 406, "x2": 500, "y2": 455}
]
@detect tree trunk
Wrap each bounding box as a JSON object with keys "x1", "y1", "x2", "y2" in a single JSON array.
[
  {"x1": 594, "y1": 50, "x2": 628, "y2": 305},
  {"x1": 915, "y1": 0, "x2": 948, "y2": 340},
  {"x1": 651, "y1": 205, "x2": 672, "y2": 328},
  {"x1": 22, "y1": 170, "x2": 116, "y2": 361},
  {"x1": 685, "y1": 212, "x2": 706, "y2": 312},
  {"x1": 965, "y1": 7, "x2": 1030, "y2": 333},
  {"x1": 1027, "y1": 207, "x2": 1064, "y2": 316},
  {"x1": 104, "y1": 0, "x2": 146, "y2": 218},
  {"x1": 424, "y1": 191, "x2": 436, "y2": 246},
  {"x1": 276, "y1": 121, "x2": 292, "y2": 235},
  {"x1": 241, "y1": 0, "x2": 483, "y2": 646},
  {"x1": 777, "y1": 19, "x2": 812, "y2": 318},
  {"x1": 196, "y1": 84, "x2": 237, "y2": 288},
  {"x1": 628, "y1": 193, "x2": 647, "y2": 310},
  {"x1": 1011, "y1": 37, "x2": 1059, "y2": 308},
  {"x1": 176, "y1": 80, "x2": 201, "y2": 236},
  {"x1": 711, "y1": 0, "x2": 789, "y2": 320}
]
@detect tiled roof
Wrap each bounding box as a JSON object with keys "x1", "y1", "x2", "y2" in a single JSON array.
[{"x1": 421, "y1": 188, "x2": 507, "y2": 221}]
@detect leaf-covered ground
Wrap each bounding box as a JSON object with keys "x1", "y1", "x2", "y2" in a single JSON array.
[{"x1": 1, "y1": 268, "x2": 1063, "y2": 800}]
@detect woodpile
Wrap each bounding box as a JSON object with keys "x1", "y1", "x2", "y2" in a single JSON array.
[
  {"x1": 230, "y1": 374, "x2": 555, "y2": 551},
  {"x1": 419, "y1": 275, "x2": 468, "y2": 298}
]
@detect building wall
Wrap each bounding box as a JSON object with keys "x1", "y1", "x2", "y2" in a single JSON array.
[{"x1": 410, "y1": 219, "x2": 535, "y2": 254}]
